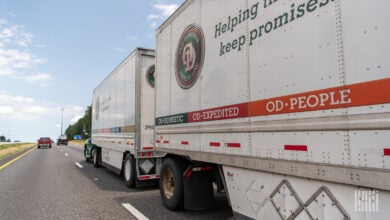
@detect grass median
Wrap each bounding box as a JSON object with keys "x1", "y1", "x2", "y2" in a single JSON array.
[
  {"x1": 68, "y1": 139, "x2": 85, "y2": 147},
  {"x1": 0, "y1": 143, "x2": 36, "y2": 161}
]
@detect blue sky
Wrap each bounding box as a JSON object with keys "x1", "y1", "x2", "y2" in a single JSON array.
[{"x1": 0, "y1": 0, "x2": 184, "y2": 142}]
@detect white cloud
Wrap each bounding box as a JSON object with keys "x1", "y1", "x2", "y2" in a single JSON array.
[
  {"x1": 71, "y1": 114, "x2": 83, "y2": 124},
  {"x1": 0, "y1": 20, "x2": 49, "y2": 85},
  {"x1": 0, "y1": 106, "x2": 14, "y2": 114},
  {"x1": 152, "y1": 4, "x2": 179, "y2": 17},
  {"x1": 22, "y1": 106, "x2": 46, "y2": 114},
  {"x1": 150, "y1": 22, "x2": 157, "y2": 28},
  {"x1": 147, "y1": 14, "x2": 159, "y2": 20},
  {"x1": 22, "y1": 72, "x2": 53, "y2": 86}
]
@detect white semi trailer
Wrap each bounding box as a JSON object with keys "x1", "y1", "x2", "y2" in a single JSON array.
[
  {"x1": 154, "y1": 0, "x2": 390, "y2": 219},
  {"x1": 91, "y1": 48, "x2": 163, "y2": 188}
]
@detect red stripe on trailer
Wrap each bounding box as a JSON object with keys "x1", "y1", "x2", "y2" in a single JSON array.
[
  {"x1": 181, "y1": 141, "x2": 189, "y2": 145},
  {"x1": 155, "y1": 140, "x2": 161, "y2": 143},
  {"x1": 163, "y1": 140, "x2": 169, "y2": 144},
  {"x1": 139, "y1": 175, "x2": 150, "y2": 180},
  {"x1": 384, "y1": 148, "x2": 390, "y2": 156},
  {"x1": 284, "y1": 145, "x2": 308, "y2": 151},
  {"x1": 226, "y1": 143, "x2": 241, "y2": 148},
  {"x1": 143, "y1": 146, "x2": 154, "y2": 150},
  {"x1": 210, "y1": 142, "x2": 221, "y2": 147}
]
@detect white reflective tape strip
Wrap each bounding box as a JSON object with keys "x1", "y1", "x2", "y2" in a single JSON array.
[
  {"x1": 122, "y1": 203, "x2": 149, "y2": 220},
  {"x1": 75, "y1": 162, "x2": 83, "y2": 168}
]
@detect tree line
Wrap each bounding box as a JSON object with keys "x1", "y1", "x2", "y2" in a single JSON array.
[
  {"x1": 0, "y1": 136, "x2": 10, "y2": 142},
  {"x1": 65, "y1": 106, "x2": 92, "y2": 140}
]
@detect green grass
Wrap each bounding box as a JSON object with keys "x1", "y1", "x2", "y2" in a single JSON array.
[
  {"x1": 69, "y1": 139, "x2": 86, "y2": 146},
  {"x1": 0, "y1": 143, "x2": 35, "y2": 161}
]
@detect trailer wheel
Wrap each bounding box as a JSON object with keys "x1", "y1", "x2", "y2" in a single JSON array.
[
  {"x1": 160, "y1": 158, "x2": 187, "y2": 210},
  {"x1": 93, "y1": 148, "x2": 100, "y2": 168},
  {"x1": 123, "y1": 154, "x2": 136, "y2": 188}
]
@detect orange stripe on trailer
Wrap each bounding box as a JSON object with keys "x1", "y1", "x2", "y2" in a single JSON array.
[{"x1": 249, "y1": 78, "x2": 390, "y2": 117}]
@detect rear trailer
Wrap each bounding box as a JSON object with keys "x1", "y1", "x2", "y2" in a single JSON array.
[
  {"x1": 155, "y1": 0, "x2": 390, "y2": 219},
  {"x1": 91, "y1": 48, "x2": 163, "y2": 187}
]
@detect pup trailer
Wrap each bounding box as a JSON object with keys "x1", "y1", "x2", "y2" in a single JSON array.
[
  {"x1": 89, "y1": 48, "x2": 162, "y2": 188},
  {"x1": 154, "y1": 0, "x2": 390, "y2": 219}
]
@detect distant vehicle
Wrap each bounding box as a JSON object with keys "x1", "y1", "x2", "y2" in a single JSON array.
[
  {"x1": 37, "y1": 137, "x2": 51, "y2": 149},
  {"x1": 57, "y1": 135, "x2": 68, "y2": 145}
]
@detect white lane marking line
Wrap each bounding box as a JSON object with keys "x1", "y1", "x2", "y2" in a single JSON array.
[
  {"x1": 65, "y1": 153, "x2": 69, "y2": 157},
  {"x1": 75, "y1": 162, "x2": 83, "y2": 168},
  {"x1": 122, "y1": 203, "x2": 149, "y2": 220}
]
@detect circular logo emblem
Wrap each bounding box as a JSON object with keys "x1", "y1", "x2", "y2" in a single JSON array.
[
  {"x1": 175, "y1": 24, "x2": 205, "y2": 89},
  {"x1": 146, "y1": 64, "x2": 155, "y2": 88}
]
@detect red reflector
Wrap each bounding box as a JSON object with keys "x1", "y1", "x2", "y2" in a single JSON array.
[
  {"x1": 185, "y1": 169, "x2": 193, "y2": 179},
  {"x1": 384, "y1": 148, "x2": 390, "y2": 156},
  {"x1": 163, "y1": 140, "x2": 169, "y2": 144},
  {"x1": 155, "y1": 140, "x2": 161, "y2": 143},
  {"x1": 147, "y1": 152, "x2": 152, "y2": 157},
  {"x1": 141, "y1": 152, "x2": 146, "y2": 157},
  {"x1": 181, "y1": 141, "x2": 189, "y2": 145},
  {"x1": 143, "y1": 146, "x2": 154, "y2": 150},
  {"x1": 284, "y1": 145, "x2": 308, "y2": 151},
  {"x1": 201, "y1": 166, "x2": 213, "y2": 171},
  {"x1": 139, "y1": 175, "x2": 150, "y2": 180},
  {"x1": 156, "y1": 175, "x2": 160, "y2": 178},
  {"x1": 210, "y1": 142, "x2": 221, "y2": 147},
  {"x1": 226, "y1": 143, "x2": 240, "y2": 148}
]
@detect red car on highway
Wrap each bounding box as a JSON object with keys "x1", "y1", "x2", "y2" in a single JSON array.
[{"x1": 37, "y1": 137, "x2": 52, "y2": 149}]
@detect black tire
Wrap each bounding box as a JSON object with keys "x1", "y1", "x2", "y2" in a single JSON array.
[
  {"x1": 160, "y1": 158, "x2": 188, "y2": 210},
  {"x1": 93, "y1": 148, "x2": 100, "y2": 168},
  {"x1": 123, "y1": 154, "x2": 136, "y2": 188},
  {"x1": 49, "y1": 145, "x2": 51, "y2": 148}
]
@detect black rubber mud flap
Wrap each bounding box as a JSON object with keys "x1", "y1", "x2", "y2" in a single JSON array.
[{"x1": 183, "y1": 168, "x2": 214, "y2": 210}]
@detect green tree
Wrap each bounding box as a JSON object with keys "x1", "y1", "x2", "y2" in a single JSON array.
[
  {"x1": 65, "y1": 105, "x2": 92, "y2": 140},
  {"x1": 0, "y1": 135, "x2": 6, "y2": 142}
]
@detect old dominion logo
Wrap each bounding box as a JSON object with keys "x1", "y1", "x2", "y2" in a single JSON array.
[{"x1": 175, "y1": 24, "x2": 205, "y2": 89}]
